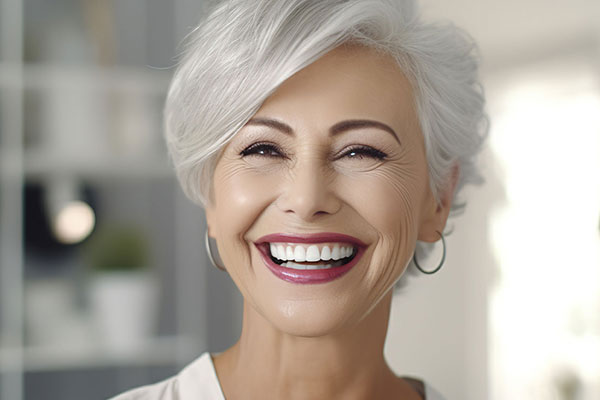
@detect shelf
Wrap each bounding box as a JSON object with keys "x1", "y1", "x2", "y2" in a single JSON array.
[
  {"x1": 0, "y1": 335, "x2": 198, "y2": 373},
  {"x1": 0, "y1": 62, "x2": 172, "y2": 94},
  {"x1": 0, "y1": 3, "x2": 213, "y2": 399},
  {"x1": 24, "y1": 148, "x2": 174, "y2": 180}
]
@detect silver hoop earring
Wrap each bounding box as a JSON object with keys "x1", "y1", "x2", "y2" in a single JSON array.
[
  {"x1": 413, "y1": 231, "x2": 446, "y2": 275},
  {"x1": 205, "y1": 231, "x2": 226, "y2": 271}
]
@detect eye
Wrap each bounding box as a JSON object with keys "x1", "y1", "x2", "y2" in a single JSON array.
[
  {"x1": 338, "y1": 145, "x2": 388, "y2": 160},
  {"x1": 239, "y1": 142, "x2": 286, "y2": 158}
]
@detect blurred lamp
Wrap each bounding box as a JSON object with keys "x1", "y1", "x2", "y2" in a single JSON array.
[
  {"x1": 53, "y1": 200, "x2": 95, "y2": 244},
  {"x1": 46, "y1": 177, "x2": 96, "y2": 245}
]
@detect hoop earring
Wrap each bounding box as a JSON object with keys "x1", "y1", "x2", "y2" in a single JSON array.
[
  {"x1": 413, "y1": 231, "x2": 446, "y2": 275},
  {"x1": 205, "y1": 231, "x2": 226, "y2": 271}
]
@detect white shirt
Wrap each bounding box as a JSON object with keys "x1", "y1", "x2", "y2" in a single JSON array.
[{"x1": 111, "y1": 352, "x2": 447, "y2": 400}]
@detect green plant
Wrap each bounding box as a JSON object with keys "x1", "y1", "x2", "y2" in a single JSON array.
[{"x1": 85, "y1": 224, "x2": 149, "y2": 272}]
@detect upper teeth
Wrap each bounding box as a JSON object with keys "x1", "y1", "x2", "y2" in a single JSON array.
[{"x1": 269, "y1": 243, "x2": 355, "y2": 262}]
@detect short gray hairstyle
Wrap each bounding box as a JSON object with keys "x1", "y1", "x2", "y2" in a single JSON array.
[{"x1": 165, "y1": 0, "x2": 488, "y2": 212}]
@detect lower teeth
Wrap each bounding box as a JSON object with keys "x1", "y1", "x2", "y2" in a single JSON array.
[{"x1": 282, "y1": 260, "x2": 345, "y2": 270}]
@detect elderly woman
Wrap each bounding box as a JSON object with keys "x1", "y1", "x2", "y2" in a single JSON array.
[{"x1": 114, "y1": 0, "x2": 487, "y2": 399}]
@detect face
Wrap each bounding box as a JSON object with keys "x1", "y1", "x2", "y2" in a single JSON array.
[{"x1": 206, "y1": 45, "x2": 449, "y2": 336}]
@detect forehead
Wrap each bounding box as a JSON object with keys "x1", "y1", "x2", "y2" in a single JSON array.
[{"x1": 254, "y1": 44, "x2": 417, "y2": 130}]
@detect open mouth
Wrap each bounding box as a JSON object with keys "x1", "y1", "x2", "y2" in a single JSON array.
[
  {"x1": 254, "y1": 233, "x2": 366, "y2": 284},
  {"x1": 265, "y1": 242, "x2": 358, "y2": 270}
]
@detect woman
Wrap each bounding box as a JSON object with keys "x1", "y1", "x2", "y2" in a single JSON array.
[{"x1": 114, "y1": 0, "x2": 487, "y2": 398}]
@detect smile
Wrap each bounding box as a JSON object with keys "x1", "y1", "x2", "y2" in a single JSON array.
[
  {"x1": 255, "y1": 233, "x2": 366, "y2": 284},
  {"x1": 268, "y1": 243, "x2": 357, "y2": 270}
]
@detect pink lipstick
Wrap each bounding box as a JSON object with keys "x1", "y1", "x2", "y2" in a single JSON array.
[{"x1": 254, "y1": 233, "x2": 366, "y2": 284}]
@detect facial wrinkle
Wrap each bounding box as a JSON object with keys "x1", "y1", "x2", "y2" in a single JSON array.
[{"x1": 352, "y1": 159, "x2": 425, "y2": 300}]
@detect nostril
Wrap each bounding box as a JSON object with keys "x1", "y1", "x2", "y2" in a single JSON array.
[
  {"x1": 276, "y1": 184, "x2": 342, "y2": 218},
  {"x1": 274, "y1": 167, "x2": 341, "y2": 214}
]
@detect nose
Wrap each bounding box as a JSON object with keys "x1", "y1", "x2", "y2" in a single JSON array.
[{"x1": 276, "y1": 159, "x2": 341, "y2": 221}]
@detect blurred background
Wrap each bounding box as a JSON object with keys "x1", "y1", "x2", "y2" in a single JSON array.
[{"x1": 0, "y1": 0, "x2": 598, "y2": 399}]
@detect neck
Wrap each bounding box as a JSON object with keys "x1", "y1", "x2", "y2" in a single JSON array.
[{"x1": 213, "y1": 291, "x2": 416, "y2": 400}]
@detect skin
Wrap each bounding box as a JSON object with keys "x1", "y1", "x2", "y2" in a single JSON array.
[{"x1": 205, "y1": 44, "x2": 458, "y2": 400}]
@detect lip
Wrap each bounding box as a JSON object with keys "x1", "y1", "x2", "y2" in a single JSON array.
[
  {"x1": 255, "y1": 232, "x2": 367, "y2": 246},
  {"x1": 254, "y1": 232, "x2": 367, "y2": 284}
]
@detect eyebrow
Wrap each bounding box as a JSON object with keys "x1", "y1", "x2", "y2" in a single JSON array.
[{"x1": 245, "y1": 117, "x2": 400, "y2": 144}]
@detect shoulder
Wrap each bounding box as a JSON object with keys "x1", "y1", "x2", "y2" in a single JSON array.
[
  {"x1": 109, "y1": 377, "x2": 178, "y2": 400},
  {"x1": 109, "y1": 353, "x2": 225, "y2": 400},
  {"x1": 424, "y1": 381, "x2": 447, "y2": 400},
  {"x1": 402, "y1": 376, "x2": 447, "y2": 400}
]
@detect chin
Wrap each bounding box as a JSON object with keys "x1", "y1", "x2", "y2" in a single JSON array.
[{"x1": 264, "y1": 297, "x2": 360, "y2": 338}]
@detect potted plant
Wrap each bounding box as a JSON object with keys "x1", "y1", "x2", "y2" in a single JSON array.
[{"x1": 85, "y1": 224, "x2": 158, "y2": 354}]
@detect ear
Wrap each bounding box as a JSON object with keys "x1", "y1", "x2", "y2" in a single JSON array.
[{"x1": 417, "y1": 163, "x2": 460, "y2": 242}]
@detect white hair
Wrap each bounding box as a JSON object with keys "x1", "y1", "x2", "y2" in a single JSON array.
[{"x1": 165, "y1": 0, "x2": 488, "y2": 214}]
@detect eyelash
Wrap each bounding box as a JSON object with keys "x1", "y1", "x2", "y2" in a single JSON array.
[
  {"x1": 239, "y1": 142, "x2": 285, "y2": 158},
  {"x1": 239, "y1": 142, "x2": 388, "y2": 160},
  {"x1": 339, "y1": 145, "x2": 388, "y2": 160}
]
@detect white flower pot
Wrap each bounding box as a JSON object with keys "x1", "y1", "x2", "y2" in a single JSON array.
[{"x1": 90, "y1": 271, "x2": 158, "y2": 355}]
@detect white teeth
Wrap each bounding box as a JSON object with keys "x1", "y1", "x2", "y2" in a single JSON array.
[
  {"x1": 286, "y1": 261, "x2": 306, "y2": 270},
  {"x1": 320, "y1": 246, "x2": 331, "y2": 261},
  {"x1": 285, "y1": 261, "x2": 337, "y2": 270},
  {"x1": 277, "y1": 245, "x2": 286, "y2": 260},
  {"x1": 306, "y1": 245, "x2": 320, "y2": 262},
  {"x1": 268, "y1": 243, "x2": 355, "y2": 262},
  {"x1": 343, "y1": 246, "x2": 351, "y2": 258},
  {"x1": 331, "y1": 246, "x2": 341, "y2": 260},
  {"x1": 293, "y1": 246, "x2": 306, "y2": 262},
  {"x1": 286, "y1": 246, "x2": 294, "y2": 260}
]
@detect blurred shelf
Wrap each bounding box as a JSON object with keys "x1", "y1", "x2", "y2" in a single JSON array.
[
  {"x1": 23, "y1": 149, "x2": 173, "y2": 180},
  {"x1": 0, "y1": 3, "x2": 213, "y2": 400},
  {"x1": 0, "y1": 149, "x2": 23, "y2": 181},
  {"x1": 0, "y1": 62, "x2": 172, "y2": 93},
  {"x1": 0, "y1": 62, "x2": 22, "y2": 88},
  {"x1": 0, "y1": 335, "x2": 197, "y2": 373}
]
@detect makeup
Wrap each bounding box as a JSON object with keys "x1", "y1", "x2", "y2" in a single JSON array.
[
  {"x1": 206, "y1": 44, "x2": 441, "y2": 337},
  {"x1": 255, "y1": 233, "x2": 367, "y2": 284}
]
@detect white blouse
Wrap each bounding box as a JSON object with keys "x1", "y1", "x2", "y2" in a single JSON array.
[{"x1": 110, "y1": 353, "x2": 447, "y2": 400}]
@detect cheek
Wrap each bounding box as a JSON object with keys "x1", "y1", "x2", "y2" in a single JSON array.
[
  {"x1": 212, "y1": 163, "x2": 279, "y2": 261},
  {"x1": 342, "y1": 163, "x2": 426, "y2": 236},
  {"x1": 339, "y1": 163, "x2": 427, "y2": 290},
  {"x1": 216, "y1": 167, "x2": 261, "y2": 211}
]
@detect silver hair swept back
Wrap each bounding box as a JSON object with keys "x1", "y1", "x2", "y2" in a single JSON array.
[{"x1": 164, "y1": 0, "x2": 488, "y2": 212}]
